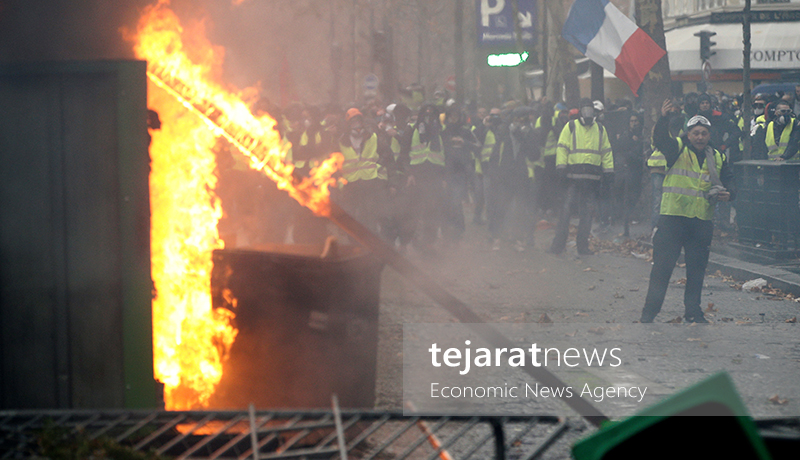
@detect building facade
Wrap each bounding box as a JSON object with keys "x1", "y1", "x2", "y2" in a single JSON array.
[{"x1": 663, "y1": 0, "x2": 800, "y2": 94}]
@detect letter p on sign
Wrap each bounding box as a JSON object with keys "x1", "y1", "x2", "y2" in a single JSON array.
[{"x1": 481, "y1": 0, "x2": 505, "y2": 27}]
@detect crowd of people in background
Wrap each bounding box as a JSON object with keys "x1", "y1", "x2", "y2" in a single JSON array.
[{"x1": 212, "y1": 82, "x2": 800, "y2": 258}]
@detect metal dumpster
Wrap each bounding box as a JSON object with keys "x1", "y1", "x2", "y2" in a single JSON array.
[
  {"x1": 0, "y1": 61, "x2": 155, "y2": 409},
  {"x1": 208, "y1": 243, "x2": 384, "y2": 409}
]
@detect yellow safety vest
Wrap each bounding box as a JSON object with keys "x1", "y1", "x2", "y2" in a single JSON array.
[
  {"x1": 647, "y1": 148, "x2": 667, "y2": 173},
  {"x1": 288, "y1": 130, "x2": 322, "y2": 168},
  {"x1": 526, "y1": 158, "x2": 537, "y2": 180},
  {"x1": 480, "y1": 129, "x2": 496, "y2": 164},
  {"x1": 535, "y1": 117, "x2": 558, "y2": 158},
  {"x1": 495, "y1": 141, "x2": 507, "y2": 166},
  {"x1": 660, "y1": 139, "x2": 724, "y2": 221},
  {"x1": 389, "y1": 136, "x2": 401, "y2": 158},
  {"x1": 766, "y1": 120, "x2": 795, "y2": 159},
  {"x1": 737, "y1": 116, "x2": 745, "y2": 152},
  {"x1": 410, "y1": 129, "x2": 445, "y2": 166},
  {"x1": 556, "y1": 121, "x2": 614, "y2": 180},
  {"x1": 340, "y1": 133, "x2": 387, "y2": 182},
  {"x1": 737, "y1": 116, "x2": 757, "y2": 152},
  {"x1": 280, "y1": 136, "x2": 292, "y2": 165},
  {"x1": 475, "y1": 129, "x2": 496, "y2": 175}
]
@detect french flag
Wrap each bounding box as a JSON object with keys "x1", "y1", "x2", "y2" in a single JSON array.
[{"x1": 562, "y1": 0, "x2": 666, "y2": 96}]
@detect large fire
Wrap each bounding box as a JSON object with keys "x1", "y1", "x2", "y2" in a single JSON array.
[{"x1": 129, "y1": 0, "x2": 342, "y2": 409}]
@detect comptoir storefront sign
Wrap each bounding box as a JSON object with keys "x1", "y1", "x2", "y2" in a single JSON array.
[{"x1": 750, "y1": 49, "x2": 800, "y2": 62}]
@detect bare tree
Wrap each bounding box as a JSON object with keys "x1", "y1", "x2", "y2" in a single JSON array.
[
  {"x1": 635, "y1": 0, "x2": 672, "y2": 140},
  {"x1": 544, "y1": 0, "x2": 578, "y2": 104}
]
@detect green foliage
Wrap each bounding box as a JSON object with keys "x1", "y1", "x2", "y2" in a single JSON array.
[{"x1": 35, "y1": 420, "x2": 168, "y2": 460}]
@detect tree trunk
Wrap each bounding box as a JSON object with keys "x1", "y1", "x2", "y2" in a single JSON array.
[
  {"x1": 544, "y1": 0, "x2": 578, "y2": 104},
  {"x1": 454, "y1": 0, "x2": 464, "y2": 103},
  {"x1": 635, "y1": 0, "x2": 672, "y2": 141}
]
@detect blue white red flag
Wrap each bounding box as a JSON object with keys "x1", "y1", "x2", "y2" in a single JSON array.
[{"x1": 562, "y1": 0, "x2": 666, "y2": 96}]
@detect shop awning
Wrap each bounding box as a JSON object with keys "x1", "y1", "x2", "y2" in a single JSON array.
[{"x1": 666, "y1": 22, "x2": 800, "y2": 73}]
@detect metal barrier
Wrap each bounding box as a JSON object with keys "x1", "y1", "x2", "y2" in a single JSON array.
[{"x1": 0, "y1": 409, "x2": 574, "y2": 460}]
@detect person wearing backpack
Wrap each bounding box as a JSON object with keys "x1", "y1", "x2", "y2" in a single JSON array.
[{"x1": 548, "y1": 98, "x2": 614, "y2": 255}]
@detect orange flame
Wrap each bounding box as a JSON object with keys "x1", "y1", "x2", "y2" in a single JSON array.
[{"x1": 129, "y1": 0, "x2": 342, "y2": 409}]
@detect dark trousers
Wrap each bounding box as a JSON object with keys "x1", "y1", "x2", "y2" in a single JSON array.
[
  {"x1": 444, "y1": 171, "x2": 468, "y2": 240},
  {"x1": 550, "y1": 179, "x2": 599, "y2": 253},
  {"x1": 621, "y1": 169, "x2": 644, "y2": 237},
  {"x1": 338, "y1": 179, "x2": 388, "y2": 236},
  {"x1": 472, "y1": 169, "x2": 488, "y2": 222},
  {"x1": 642, "y1": 215, "x2": 713, "y2": 320},
  {"x1": 488, "y1": 173, "x2": 534, "y2": 241},
  {"x1": 383, "y1": 188, "x2": 416, "y2": 246},
  {"x1": 539, "y1": 156, "x2": 560, "y2": 215},
  {"x1": 409, "y1": 164, "x2": 445, "y2": 246}
]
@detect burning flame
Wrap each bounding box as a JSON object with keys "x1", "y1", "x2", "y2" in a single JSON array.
[{"x1": 128, "y1": 0, "x2": 342, "y2": 409}]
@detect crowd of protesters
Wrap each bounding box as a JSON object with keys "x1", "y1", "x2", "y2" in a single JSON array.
[{"x1": 212, "y1": 83, "x2": 800, "y2": 258}]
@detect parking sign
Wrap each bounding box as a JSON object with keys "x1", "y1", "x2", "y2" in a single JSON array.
[{"x1": 476, "y1": 0, "x2": 537, "y2": 48}]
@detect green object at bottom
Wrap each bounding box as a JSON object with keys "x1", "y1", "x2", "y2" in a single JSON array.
[{"x1": 572, "y1": 372, "x2": 772, "y2": 460}]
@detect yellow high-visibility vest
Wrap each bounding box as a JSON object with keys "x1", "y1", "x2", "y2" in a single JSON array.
[
  {"x1": 339, "y1": 133, "x2": 387, "y2": 182},
  {"x1": 648, "y1": 148, "x2": 667, "y2": 174},
  {"x1": 480, "y1": 129, "x2": 496, "y2": 163},
  {"x1": 289, "y1": 130, "x2": 322, "y2": 168},
  {"x1": 660, "y1": 139, "x2": 724, "y2": 221},
  {"x1": 409, "y1": 129, "x2": 445, "y2": 166},
  {"x1": 526, "y1": 158, "x2": 537, "y2": 180},
  {"x1": 535, "y1": 117, "x2": 558, "y2": 158},
  {"x1": 766, "y1": 119, "x2": 795, "y2": 159},
  {"x1": 556, "y1": 121, "x2": 613, "y2": 180}
]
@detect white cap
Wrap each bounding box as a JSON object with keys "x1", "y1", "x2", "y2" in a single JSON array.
[{"x1": 593, "y1": 100, "x2": 605, "y2": 112}]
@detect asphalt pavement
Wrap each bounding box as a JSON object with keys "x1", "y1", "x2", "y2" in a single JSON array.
[{"x1": 374, "y1": 213, "x2": 800, "y2": 434}]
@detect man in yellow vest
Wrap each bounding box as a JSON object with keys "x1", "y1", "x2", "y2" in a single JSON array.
[
  {"x1": 377, "y1": 104, "x2": 415, "y2": 250},
  {"x1": 738, "y1": 94, "x2": 766, "y2": 155},
  {"x1": 337, "y1": 108, "x2": 389, "y2": 234},
  {"x1": 488, "y1": 105, "x2": 538, "y2": 251},
  {"x1": 472, "y1": 108, "x2": 501, "y2": 224},
  {"x1": 766, "y1": 100, "x2": 800, "y2": 161},
  {"x1": 751, "y1": 100, "x2": 778, "y2": 159},
  {"x1": 548, "y1": 98, "x2": 614, "y2": 256},
  {"x1": 534, "y1": 104, "x2": 568, "y2": 218},
  {"x1": 640, "y1": 99, "x2": 735, "y2": 324},
  {"x1": 408, "y1": 104, "x2": 446, "y2": 250}
]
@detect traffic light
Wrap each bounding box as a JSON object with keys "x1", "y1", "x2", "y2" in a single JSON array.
[{"x1": 694, "y1": 30, "x2": 717, "y2": 62}]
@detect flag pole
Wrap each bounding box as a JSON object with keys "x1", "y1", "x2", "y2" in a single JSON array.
[{"x1": 591, "y1": 62, "x2": 604, "y2": 103}]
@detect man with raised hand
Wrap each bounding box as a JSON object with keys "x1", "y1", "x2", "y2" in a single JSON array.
[{"x1": 640, "y1": 99, "x2": 736, "y2": 324}]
